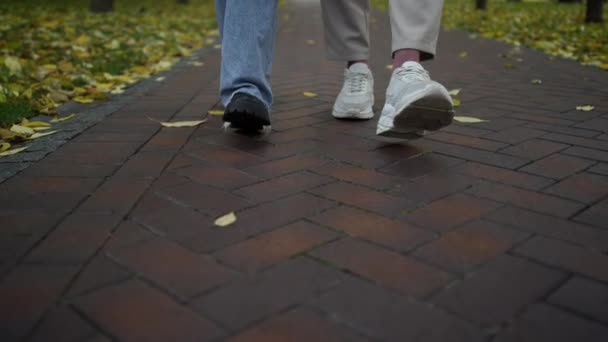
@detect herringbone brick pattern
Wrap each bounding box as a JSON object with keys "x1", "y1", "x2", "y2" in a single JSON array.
[{"x1": 2, "y1": 1, "x2": 608, "y2": 341}]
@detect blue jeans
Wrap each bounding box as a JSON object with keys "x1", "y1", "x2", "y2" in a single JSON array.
[{"x1": 215, "y1": 0, "x2": 278, "y2": 111}]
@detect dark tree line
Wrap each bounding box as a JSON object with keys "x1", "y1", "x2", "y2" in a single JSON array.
[{"x1": 475, "y1": 0, "x2": 603, "y2": 23}]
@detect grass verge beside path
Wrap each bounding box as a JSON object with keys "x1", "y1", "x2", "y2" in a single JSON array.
[{"x1": 0, "y1": 0, "x2": 217, "y2": 127}]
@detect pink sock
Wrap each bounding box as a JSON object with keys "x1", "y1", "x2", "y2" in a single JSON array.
[
  {"x1": 347, "y1": 60, "x2": 368, "y2": 68},
  {"x1": 393, "y1": 49, "x2": 421, "y2": 68}
]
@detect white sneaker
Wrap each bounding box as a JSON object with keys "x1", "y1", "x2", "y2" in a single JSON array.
[
  {"x1": 332, "y1": 63, "x2": 374, "y2": 120},
  {"x1": 376, "y1": 61, "x2": 454, "y2": 139}
]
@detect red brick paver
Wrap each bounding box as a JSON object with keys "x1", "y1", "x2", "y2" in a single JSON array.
[{"x1": 1, "y1": 1, "x2": 608, "y2": 341}]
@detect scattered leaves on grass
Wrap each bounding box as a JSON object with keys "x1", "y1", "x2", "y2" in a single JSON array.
[
  {"x1": 303, "y1": 92, "x2": 318, "y2": 98},
  {"x1": 454, "y1": 116, "x2": 489, "y2": 123},
  {"x1": 208, "y1": 109, "x2": 224, "y2": 116},
  {"x1": 74, "y1": 96, "x2": 94, "y2": 104},
  {"x1": 214, "y1": 212, "x2": 237, "y2": 227},
  {"x1": 0, "y1": 146, "x2": 28, "y2": 157},
  {"x1": 576, "y1": 105, "x2": 595, "y2": 112},
  {"x1": 441, "y1": 0, "x2": 607, "y2": 70},
  {"x1": 0, "y1": 0, "x2": 218, "y2": 126},
  {"x1": 50, "y1": 114, "x2": 77, "y2": 123}
]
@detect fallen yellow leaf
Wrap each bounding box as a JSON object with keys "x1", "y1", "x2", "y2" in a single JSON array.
[
  {"x1": 10, "y1": 124, "x2": 35, "y2": 136},
  {"x1": 74, "y1": 96, "x2": 94, "y2": 104},
  {"x1": 459, "y1": 52, "x2": 468, "y2": 58},
  {"x1": 21, "y1": 119, "x2": 51, "y2": 128},
  {"x1": 448, "y1": 89, "x2": 461, "y2": 96},
  {"x1": 214, "y1": 212, "x2": 237, "y2": 227},
  {"x1": 454, "y1": 116, "x2": 489, "y2": 124},
  {"x1": 0, "y1": 142, "x2": 10, "y2": 152},
  {"x1": 30, "y1": 130, "x2": 58, "y2": 139},
  {"x1": 148, "y1": 117, "x2": 207, "y2": 128},
  {"x1": 531, "y1": 79, "x2": 542, "y2": 85},
  {"x1": 4, "y1": 56, "x2": 22, "y2": 76},
  {"x1": 188, "y1": 61, "x2": 204, "y2": 67},
  {"x1": 50, "y1": 113, "x2": 77, "y2": 123},
  {"x1": 0, "y1": 146, "x2": 28, "y2": 157},
  {"x1": 452, "y1": 98, "x2": 461, "y2": 107},
  {"x1": 303, "y1": 92, "x2": 317, "y2": 98},
  {"x1": 576, "y1": 105, "x2": 595, "y2": 112},
  {"x1": 208, "y1": 109, "x2": 224, "y2": 116},
  {"x1": 33, "y1": 127, "x2": 53, "y2": 131},
  {"x1": 156, "y1": 76, "x2": 166, "y2": 82},
  {"x1": 0, "y1": 128, "x2": 27, "y2": 142}
]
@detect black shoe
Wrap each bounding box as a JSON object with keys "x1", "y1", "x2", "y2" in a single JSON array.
[{"x1": 223, "y1": 93, "x2": 271, "y2": 133}]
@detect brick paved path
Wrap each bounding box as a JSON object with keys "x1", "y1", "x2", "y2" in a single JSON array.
[{"x1": 2, "y1": 1, "x2": 608, "y2": 341}]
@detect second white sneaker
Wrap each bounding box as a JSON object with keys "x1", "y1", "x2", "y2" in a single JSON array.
[
  {"x1": 332, "y1": 63, "x2": 374, "y2": 120},
  {"x1": 377, "y1": 61, "x2": 454, "y2": 139}
]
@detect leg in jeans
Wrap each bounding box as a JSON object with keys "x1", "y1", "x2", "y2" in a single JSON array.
[{"x1": 215, "y1": 0, "x2": 278, "y2": 111}]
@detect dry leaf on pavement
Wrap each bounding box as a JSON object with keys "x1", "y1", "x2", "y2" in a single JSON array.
[
  {"x1": 208, "y1": 110, "x2": 224, "y2": 116},
  {"x1": 214, "y1": 212, "x2": 237, "y2": 227},
  {"x1": 0, "y1": 146, "x2": 28, "y2": 157},
  {"x1": 576, "y1": 105, "x2": 594, "y2": 112},
  {"x1": 50, "y1": 114, "x2": 77, "y2": 123},
  {"x1": 148, "y1": 117, "x2": 207, "y2": 128},
  {"x1": 454, "y1": 116, "x2": 489, "y2": 123}
]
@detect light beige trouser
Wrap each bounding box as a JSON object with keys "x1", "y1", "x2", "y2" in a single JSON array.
[{"x1": 320, "y1": 0, "x2": 444, "y2": 61}]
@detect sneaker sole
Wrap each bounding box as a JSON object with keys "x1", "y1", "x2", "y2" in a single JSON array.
[
  {"x1": 223, "y1": 109, "x2": 271, "y2": 133},
  {"x1": 376, "y1": 127, "x2": 426, "y2": 140},
  {"x1": 395, "y1": 96, "x2": 454, "y2": 130},
  {"x1": 377, "y1": 95, "x2": 453, "y2": 139},
  {"x1": 332, "y1": 108, "x2": 374, "y2": 120}
]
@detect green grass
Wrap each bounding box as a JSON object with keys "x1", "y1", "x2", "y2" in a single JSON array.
[
  {"x1": 0, "y1": 0, "x2": 217, "y2": 127},
  {"x1": 0, "y1": 102, "x2": 32, "y2": 127}
]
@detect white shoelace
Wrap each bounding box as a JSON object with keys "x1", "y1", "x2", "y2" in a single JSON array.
[
  {"x1": 396, "y1": 65, "x2": 430, "y2": 82},
  {"x1": 347, "y1": 73, "x2": 368, "y2": 93}
]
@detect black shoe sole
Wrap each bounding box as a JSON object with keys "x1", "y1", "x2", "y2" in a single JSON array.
[{"x1": 223, "y1": 109, "x2": 270, "y2": 133}]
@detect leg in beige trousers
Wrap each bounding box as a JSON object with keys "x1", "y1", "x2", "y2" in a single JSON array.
[
  {"x1": 321, "y1": 0, "x2": 454, "y2": 139},
  {"x1": 320, "y1": 0, "x2": 444, "y2": 61}
]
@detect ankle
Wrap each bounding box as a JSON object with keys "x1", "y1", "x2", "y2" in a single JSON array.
[
  {"x1": 347, "y1": 60, "x2": 368, "y2": 68},
  {"x1": 392, "y1": 49, "x2": 421, "y2": 68}
]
